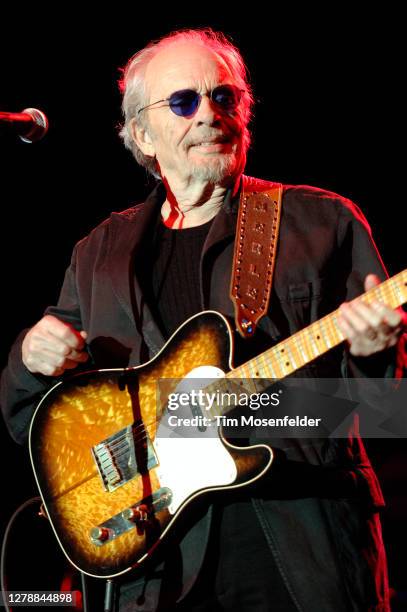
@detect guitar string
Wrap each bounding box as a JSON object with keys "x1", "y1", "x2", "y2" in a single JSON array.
[
  {"x1": 102, "y1": 417, "x2": 208, "y2": 460},
  {"x1": 97, "y1": 276, "x2": 407, "y2": 464},
  {"x1": 98, "y1": 413, "x2": 223, "y2": 466},
  {"x1": 233, "y1": 279, "x2": 404, "y2": 379},
  {"x1": 100, "y1": 400, "x2": 220, "y2": 454},
  {"x1": 104, "y1": 402, "x2": 222, "y2": 453}
]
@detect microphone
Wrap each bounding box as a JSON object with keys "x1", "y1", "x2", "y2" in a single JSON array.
[{"x1": 0, "y1": 108, "x2": 49, "y2": 143}]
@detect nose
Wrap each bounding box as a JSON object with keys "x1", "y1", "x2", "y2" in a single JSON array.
[{"x1": 194, "y1": 93, "x2": 221, "y2": 126}]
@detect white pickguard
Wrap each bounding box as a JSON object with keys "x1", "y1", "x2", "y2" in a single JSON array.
[{"x1": 154, "y1": 366, "x2": 237, "y2": 514}]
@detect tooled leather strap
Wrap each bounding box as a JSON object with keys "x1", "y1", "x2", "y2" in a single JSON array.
[{"x1": 230, "y1": 175, "x2": 282, "y2": 338}]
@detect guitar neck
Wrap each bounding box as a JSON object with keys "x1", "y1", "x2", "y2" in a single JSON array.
[{"x1": 229, "y1": 270, "x2": 407, "y2": 381}]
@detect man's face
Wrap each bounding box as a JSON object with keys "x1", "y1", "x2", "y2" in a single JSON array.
[{"x1": 136, "y1": 42, "x2": 247, "y2": 185}]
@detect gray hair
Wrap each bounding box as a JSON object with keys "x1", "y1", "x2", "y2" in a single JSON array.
[{"x1": 118, "y1": 28, "x2": 254, "y2": 177}]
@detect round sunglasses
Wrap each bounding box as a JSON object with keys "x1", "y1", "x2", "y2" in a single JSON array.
[{"x1": 138, "y1": 85, "x2": 244, "y2": 117}]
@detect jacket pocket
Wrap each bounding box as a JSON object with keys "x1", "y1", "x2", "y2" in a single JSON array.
[{"x1": 275, "y1": 278, "x2": 325, "y2": 333}]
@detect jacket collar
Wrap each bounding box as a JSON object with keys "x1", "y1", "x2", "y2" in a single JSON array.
[
  {"x1": 202, "y1": 185, "x2": 238, "y2": 256},
  {"x1": 106, "y1": 183, "x2": 165, "y2": 354},
  {"x1": 106, "y1": 180, "x2": 239, "y2": 354}
]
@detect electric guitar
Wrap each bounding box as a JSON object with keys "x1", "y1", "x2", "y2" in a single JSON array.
[{"x1": 29, "y1": 270, "x2": 407, "y2": 578}]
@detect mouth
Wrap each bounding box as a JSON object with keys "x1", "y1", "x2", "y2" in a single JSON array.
[
  {"x1": 190, "y1": 136, "x2": 233, "y2": 151},
  {"x1": 191, "y1": 133, "x2": 230, "y2": 145}
]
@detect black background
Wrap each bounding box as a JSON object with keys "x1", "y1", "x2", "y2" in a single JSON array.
[{"x1": 0, "y1": 6, "x2": 406, "y2": 605}]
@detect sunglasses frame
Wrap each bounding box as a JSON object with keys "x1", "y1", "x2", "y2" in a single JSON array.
[{"x1": 138, "y1": 84, "x2": 244, "y2": 117}]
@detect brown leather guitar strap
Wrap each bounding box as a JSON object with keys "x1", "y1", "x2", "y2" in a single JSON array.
[{"x1": 230, "y1": 175, "x2": 283, "y2": 338}]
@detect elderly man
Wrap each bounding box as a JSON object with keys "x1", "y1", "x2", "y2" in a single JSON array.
[{"x1": 1, "y1": 29, "x2": 405, "y2": 611}]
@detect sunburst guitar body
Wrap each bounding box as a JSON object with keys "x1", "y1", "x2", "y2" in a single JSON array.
[{"x1": 29, "y1": 311, "x2": 272, "y2": 578}]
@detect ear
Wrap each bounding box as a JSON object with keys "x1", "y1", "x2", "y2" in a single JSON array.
[{"x1": 129, "y1": 118, "x2": 156, "y2": 158}]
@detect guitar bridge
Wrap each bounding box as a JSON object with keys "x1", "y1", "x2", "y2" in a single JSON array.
[{"x1": 92, "y1": 423, "x2": 158, "y2": 492}]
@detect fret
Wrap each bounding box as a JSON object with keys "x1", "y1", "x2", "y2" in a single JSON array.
[
  {"x1": 258, "y1": 351, "x2": 273, "y2": 378},
  {"x1": 261, "y1": 353, "x2": 273, "y2": 378},
  {"x1": 378, "y1": 284, "x2": 391, "y2": 305},
  {"x1": 274, "y1": 359, "x2": 285, "y2": 378},
  {"x1": 304, "y1": 327, "x2": 319, "y2": 358},
  {"x1": 248, "y1": 356, "x2": 260, "y2": 377},
  {"x1": 362, "y1": 272, "x2": 407, "y2": 308},
  {"x1": 247, "y1": 358, "x2": 258, "y2": 378},
  {"x1": 389, "y1": 276, "x2": 407, "y2": 307},
  {"x1": 260, "y1": 353, "x2": 279, "y2": 379},
  {"x1": 273, "y1": 343, "x2": 289, "y2": 373},
  {"x1": 253, "y1": 353, "x2": 270, "y2": 378},
  {"x1": 394, "y1": 281, "x2": 405, "y2": 306},
  {"x1": 309, "y1": 323, "x2": 325, "y2": 353},
  {"x1": 256, "y1": 354, "x2": 268, "y2": 378},
  {"x1": 305, "y1": 329, "x2": 317, "y2": 360},
  {"x1": 323, "y1": 321, "x2": 335, "y2": 348},
  {"x1": 285, "y1": 344, "x2": 298, "y2": 370},
  {"x1": 313, "y1": 322, "x2": 327, "y2": 349},
  {"x1": 293, "y1": 331, "x2": 310, "y2": 367},
  {"x1": 361, "y1": 287, "x2": 376, "y2": 305},
  {"x1": 289, "y1": 340, "x2": 303, "y2": 369},
  {"x1": 241, "y1": 363, "x2": 252, "y2": 379},
  {"x1": 232, "y1": 363, "x2": 249, "y2": 379},
  {"x1": 324, "y1": 335, "x2": 333, "y2": 350},
  {"x1": 324, "y1": 314, "x2": 341, "y2": 344},
  {"x1": 275, "y1": 345, "x2": 295, "y2": 374},
  {"x1": 268, "y1": 354, "x2": 280, "y2": 378},
  {"x1": 245, "y1": 363, "x2": 256, "y2": 380},
  {"x1": 376, "y1": 283, "x2": 387, "y2": 303},
  {"x1": 386, "y1": 282, "x2": 398, "y2": 304},
  {"x1": 324, "y1": 317, "x2": 336, "y2": 347},
  {"x1": 254, "y1": 358, "x2": 264, "y2": 377}
]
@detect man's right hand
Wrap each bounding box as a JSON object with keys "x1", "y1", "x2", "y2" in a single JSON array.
[{"x1": 22, "y1": 315, "x2": 89, "y2": 377}]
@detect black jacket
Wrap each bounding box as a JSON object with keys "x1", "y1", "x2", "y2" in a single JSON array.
[{"x1": 1, "y1": 178, "x2": 398, "y2": 611}]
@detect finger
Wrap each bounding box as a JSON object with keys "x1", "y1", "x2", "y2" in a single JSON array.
[
  {"x1": 339, "y1": 302, "x2": 373, "y2": 335},
  {"x1": 32, "y1": 332, "x2": 77, "y2": 357},
  {"x1": 371, "y1": 302, "x2": 403, "y2": 328},
  {"x1": 43, "y1": 319, "x2": 86, "y2": 350},
  {"x1": 336, "y1": 313, "x2": 355, "y2": 341},
  {"x1": 34, "y1": 359, "x2": 66, "y2": 377},
  {"x1": 35, "y1": 353, "x2": 87, "y2": 376},
  {"x1": 67, "y1": 349, "x2": 89, "y2": 363},
  {"x1": 30, "y1": 331, "x2": 87, "y2": 361},
  {"x1": 40, "y1": 346, "x2": 89, "y2": 365},
  {"x1": 348, "y1": 301, "x2": 382, "y2": 329},
  {"x1": 364, "y1": 274, "x2": 381, "y2": 292}
]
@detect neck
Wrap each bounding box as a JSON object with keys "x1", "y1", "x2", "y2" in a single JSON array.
[{"x1": 161, "y1": 174, "x2": 241, "y2": 229}]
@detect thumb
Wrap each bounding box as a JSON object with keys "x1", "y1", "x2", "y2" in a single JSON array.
[{"x1": 79, "y1": 330, "x2": 88, "y2": 345}]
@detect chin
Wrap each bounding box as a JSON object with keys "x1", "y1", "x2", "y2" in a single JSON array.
[{"x1": 190, "y1": 154, "x2": 241, "y2": 183}]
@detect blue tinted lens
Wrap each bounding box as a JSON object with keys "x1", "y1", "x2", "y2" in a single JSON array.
[
  {"x1": 212, "y1": 85, "x2": 241, "y2": 110},
  {"x1": 169, "y1": 90, "x2": 200, "y2": 116}
]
